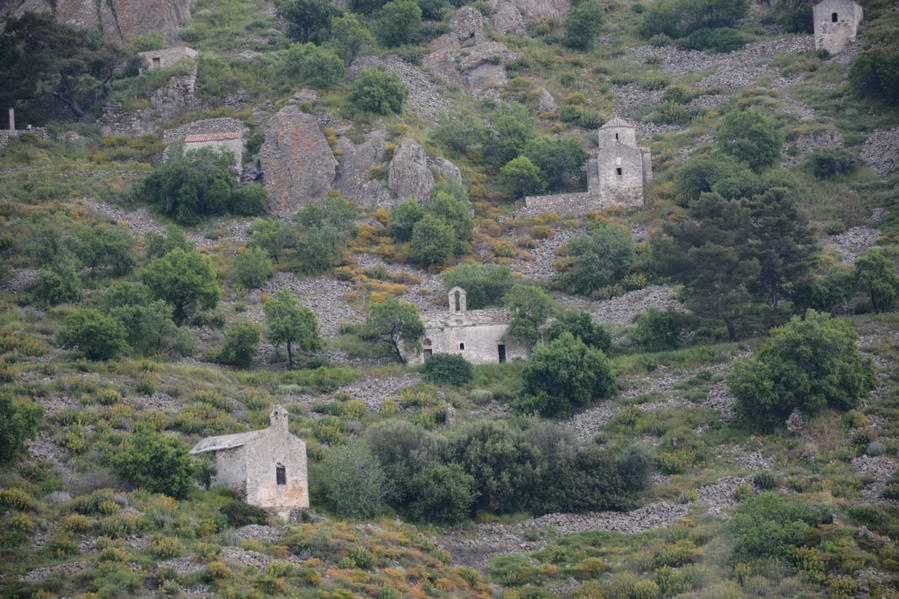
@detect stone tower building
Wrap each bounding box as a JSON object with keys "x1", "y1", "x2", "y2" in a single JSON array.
[
  {"x1": 190, "y1": 405, "x2": 308, "y2": 519},
  {"x1": 587, "y1": 118, "x2": 653, "y2": 209},
  {"x1": 813, "y1": 0, "x2": 862, "y2": 55}
]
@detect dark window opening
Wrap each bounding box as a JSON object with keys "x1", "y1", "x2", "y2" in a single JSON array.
[
  {"x1": 454, "y1": 290, "x2": 461, "y2": 312},
  {"x1": 498, "y1": 344, "x2": 506, "y2": 363},
  {"x1": 832, "y1": 12, "x2": 838, "y2": 22},
  {"x1": 152, "y1": 57, "x2": 161, "y2": 69},
  {"x1": 616, "y1": 167, "x2": 622, "y2": 176},
  {"x1": 614, "y1": 132, "x2": 619, "y2": 140},
  {"x1": 459, "y1": 342, "x2": 465, "y2": 350},
  {"x1": 276, "y1": 465, "x2": 286, "y2": 485}
]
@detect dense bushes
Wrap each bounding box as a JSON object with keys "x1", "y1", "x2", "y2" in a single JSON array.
[
  {"x1": 423, "y1": 353, "x2": 473, "y2": 386},
  {"x1": 717, "y1": 109, "x2": 783, "y2": 170},
  {"x1": 730, "y1": 493, "x2": 832, "y2": 559},
  {"x1": 134, "y1": 149, "x2": 269, "y2": 225},
  {"x1": 109, "y1": 430, "x2": 209, "y2": 499},
  {"x1": 727, "y1": 310, "x2": 876, "y2": 429},
  {"x1": 350, "y1": 68, "x2": 409, "y2": 114},
  {"x1": 140, "y1": 249, "x2": 220, "y2": 325},
  {"x1": 546, "y1": 310, "x2": 612, "y2": 352},
  {"x1": 850, "y1": 48, "x2": 899, "y2": 105},
  {"x1": 0, "y1": 393, "x2": 43, "y2": 465},
  {"x1": 555, "y1": 223, "x2": 636, "y2": 297},
  {"x1": 629, "y1": 307, "x2": 687, "y2": 352},
  {"x1": 361, "y1": 420, "x2": 650, "y2": 522},
  {"x1": 314, "y1": 444, "x2": 388, "y2": 518},
  {"x1": 807, "y1": 147, "x2": 859, "y2": 178},
  {"x1": 563, "y1": 1, "x2": 604, "y2": 50},
  {"x1": 280, "y1": 42, "x2": 345, "y2": 88},
  {"x1": 57, "y1": 308, "x2": 128, "y2": 361},
  {"x1": 519, "y1": 332, "x2": 616, "y2": 417},
  {"x1": 215, "y1": 322, "x2": 260, "y2": 369}
]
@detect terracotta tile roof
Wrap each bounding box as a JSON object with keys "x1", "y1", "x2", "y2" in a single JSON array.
[{"x1": 183, "y1": 132, "x2": 241, "y2": 143}]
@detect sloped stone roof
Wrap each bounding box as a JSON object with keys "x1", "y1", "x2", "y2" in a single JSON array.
[
  {"x1": 601, "y1": 117, "x2": 636, "y2": 129},
  {"x1": 184, "y1": 132, "x2": 241, "y2": 143},
  {"x1": 189, "y1": 429, "x2": 263, "y2": 454}
]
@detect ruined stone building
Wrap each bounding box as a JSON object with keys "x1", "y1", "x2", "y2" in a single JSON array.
[
  {"x1": 182, "y1": 132, "x2": 245, "y2": 167},
  {"x1": 138, "y1": 46, "x2": 198, "y2": 74},
  {"x1": 404, "y1": 287, "x2": 529, "y2": 365},
  {"x1": 190, "y1": 405, "x2": 308, "y2": 519},
  {"x1": 523, "y1": 117, "x2": 652, "y2": 217},
  {"x1": 813, "y1": 0, "x2": 862, "y2": 55}
]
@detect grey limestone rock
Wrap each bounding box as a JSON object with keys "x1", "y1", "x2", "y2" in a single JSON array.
[
  {"x1": 259, "y1": 105, "x2": 338, "y2": 217},
  {"x1": 333, "y1": 128, "x2": 391, "y2": 209},
  {"x1": 432, "y1": 156, "x2": 462, "y2": 184},
  {"x1": 388, "y1": 138, "x2": 434, "y2": 208},
  {"x1": 488, "y1": 0, "x2": 526, "y2": 34}
]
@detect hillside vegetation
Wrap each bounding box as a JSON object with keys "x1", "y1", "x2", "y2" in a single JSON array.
[{"x1": 0, "y1": 0, "x2": 898, "y2": 598}]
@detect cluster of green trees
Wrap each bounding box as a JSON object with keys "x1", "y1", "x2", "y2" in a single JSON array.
[
  {"x1": 135, "y1": 149, "x2": 269, "y2": 225},
  {"x1": 247, "y1": 196, "x2": 358, "y2": 276},
  {"x1": 0, "y1": 13, "x2": 137, "y2": 123},
  {"x1": 387, "y1": 192, "x2": 473, "y2": 268},
  {"x1": 315, "y1": 419, "x2": 651, "y2": 523},
  {"x1": 637, "y1": 0, "x2": 749, "y2": 52},
  {"x1": 435, "y1": 102, "x2": 588, "y2": 198},
  {"x1": 555, "y1": 222, "x2": 642, "y2": 298}
]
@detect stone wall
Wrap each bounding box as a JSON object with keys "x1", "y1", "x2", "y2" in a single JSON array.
[
  {"x1": 408, "y1": 323, "x2": 529, "y2": 365},
  {"x1": 243, "y1": 430, "x2": 309, "y2": 519},
  {"x1": 0, "y1": 128, "x2": 49, "y2": 149},
  {"x1": 212, "y1": 447, "x2": 247, "y2": 498},
  {"x1": 163, "y1": 118, "x2": 246, "y2": 143},
  {"x1": 0, "y1": 0, "x2": 192, "y2": 45},
  {"x1": 596, "y1": 144, "x2": 646, "y2": 209},
  {"x1": 183, "y1": 135, "x2": 244, "y2": 167},
  {"x1": 523, "y1": 192, "x2": 597, "y2": 218},
  {"x1": 138, "y1": 47, "x2": 197, "y2": 74},
  {"x1": 813, "y1": 0, "x2": 862, "y2": 55}
]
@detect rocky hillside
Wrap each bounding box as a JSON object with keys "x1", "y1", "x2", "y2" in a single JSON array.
[{"x1": 0, "y1": 0, "x2": 898, "y2": 598}]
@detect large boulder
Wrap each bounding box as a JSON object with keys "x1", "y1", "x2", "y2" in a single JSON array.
[
  {"x1": 388, "y1": 138, "x2": 434, "y2": 208},
  {"x1": 333, "y1": 128, "x2": 392, "y2": 209},
  {"x1": 424, "y1": 6, "x2": 515, "y2": 94},
  {"x1": 510, "y1": 0, "x2": 569, "y2": 18},
  {"x1": 1, "y1": 0, "x2": 191, "y2": 44},
  {"x1": 260, "y1": 105, "x2": 338, "y2": 217},
  {"x1": 432, "y1": 157, "x2": 462, "y2": 184},
  {"x1": 489, "y1": 0, "x2": 526, "y2": 35}
]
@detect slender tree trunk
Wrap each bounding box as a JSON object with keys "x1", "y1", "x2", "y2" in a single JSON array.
[
  {"x1": 287, "y1": 339, "x2": 293, "y2": 368},
  {"x1": 50, "y1": 92, "x2": 85, "y2": 118},
  {"x1": 725, "y1": 317, "x2": 736, "y2": 342}
]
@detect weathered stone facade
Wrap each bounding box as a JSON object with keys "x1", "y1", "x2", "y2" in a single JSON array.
[
  {"x1": 138, "y1": 47, "x2": 197, "y2": 74},
  {"x1": 190, "y1": 406, "x2": 309, "y2": 519},
  {"x1": 182, "y1": 132, "x2": 244, "y2": 167},
  {"x1": 523, "y1": 118, "x2": 651, "y2": 217},
  {"x1": 813, "y1": 0, "x2": 862, "y2": 55},
  {"x1": 259, "y1": 105, "x2": 338, "y2": 217},
  {"x1": 0, "y1": 0, "x2": 192, "y2": 45},
  {"x1": 404, "y1": 288, "x2": 529, "y2": 365}
]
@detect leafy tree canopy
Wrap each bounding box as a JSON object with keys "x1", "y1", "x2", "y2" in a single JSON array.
[
  {"x1": 362, "y1": 298, "x2": 425, "y2": 363},
  {"x1": 855, "y1": 248, "x2": 899, "y2": 313},
  {"x1": 276, "y1": 0, "x2": 343, "y2": 44},
  {"x1": 280, "y1": 42, "x2": 345, "y2": 89},
  {"x1": 556, "y1": 223, "x2": 636, "y2": 297},
  {"x1": 442, "y1": 263, "x2": 515, "y2": 309},
  {"x1": 717, "y1": 109, "x2": 783, "y2": 170},
  {"x1": 140, "y1": 249, "x2": 220, "y2": 325},
  {"x1": 264, "y1": 289, "x2": 322, "y2": 367},
  {"x1": 375, "y1": 0, "x2": 422, "y2": 47},
  {"x1": 388, "y1": 200, "x2": 426, "y2": 242},
  {"x1": 109, "y1": 429, "x2": 207, "y2": 499},
  {"x1": 0, "y1": 12, "x2": 136, "y2": 122},
  {"x1": 0, "y1": 393, "x2": 43, "y2": 466},
  {"x1": 563, "y1": 1, "x2": 605, "y2": 50},
  {"x1": 57, "y1": 308, "x2": 128, "y2": 361},
  {"x1": 350, "y1": 68, "x2": 409, "y2": 114},
  {"x1": 519, "y1": 332, "x2": 616, "y2": 417},
  {"x1": 546, "y1": 309, "x2": 612, "y2": 353},
  {"x1": 522, "y1": 137, "x2": 589, "y2": 192},
  {"x1": 503, "y1": 284, "x2": 553, "y2": 349},
  {"x1": 727, "y1": 310, "x2": 876, "y2": 430}
]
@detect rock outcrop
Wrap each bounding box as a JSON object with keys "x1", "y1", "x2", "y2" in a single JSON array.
[
  {"x1": 388, "y1": 138, "x2": 434, "y2": 208},
  {"x1": 488, "y1": 0, "x2": 526, "y2": 34},
  {"x1": 349, "y1": 56, "x2": 448, "y2": 121},
  {"x1": 260, "y1": 106, "x2": 338, "y2": 217},
  {"x1": 432, "y1": 157, "x2": 462, "y2": 184},
  {"x1": 423, "y1": 7, "x2": 516, "y2": 95},
  {"x1": 0, "y1": 0, "x2": 191, "y2": 45},
  {"x1": 334, "y1": 129, "x2": 391, "y2": 209},
  {"x1": 509, "y1": 0, "x2": 569, "y2": 17},
  {"x1": 99, "y1": 70, "x2": 200, "y2": 135}
]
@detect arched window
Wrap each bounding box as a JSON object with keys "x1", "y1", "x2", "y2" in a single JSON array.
[
  {"x1": 615, "y1": 132, "x2": 619, "y2": 140},
  {"x1": 459, "y1": 342, "x2": 465, "y2": 350},
  {"x1": 454, "y1": 290, "x2": 461, "y2": 312},
  {"x1": 832, "y1": 12, "x2": 838, "y2": 22},
  {"x1": 276, "y1": 465, "x2": 286, "y2": 485}
]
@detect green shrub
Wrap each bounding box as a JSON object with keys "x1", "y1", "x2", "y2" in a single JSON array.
[
  {"x1": 314, "y1": 444, "x2": 388, "y2": 518},
  {"x1": 849, "y1": 48, "x2": 899, "y2": 104},
  {"x1": 234, "y1": 247, "x2": 273, "y2": 289},
  {"x1": 280, "y1": 42, "x2": 345, "y2": 88},
  {"x1": 519, "y1": 332, "x2": 616, "y2": 417},
  {"x1": 216, "y1": 322, "x2": 260, "y2": 369},
  {"x1": 753, "y1": 471, "x2": 777, "y2": 490},
  {"x1": 717, "y1": 109, "x2": 783, "y2": 170},
  {"x1": 202, "y1": 561, "x2": 232, "y2": 582},
  {"x1": 407, "y1": 462, "x2": 476, "y2": 524},
  {"x1": 423, "y1": 353, "x2": 474, "y2": 386},
  {"x1": 628, "y1": 307, "x2": 686, "y2": 352},
  {"x1": 109, "y1": 430, "x2": 207, "y2": 499},
  {"x1": 350, "y1": 68, "x2": 409, "y2": 114},
  {"x1": 376, "y1": 0, "x2": 422, "y2": 47},
  {"x1": 57, "y1": 308, "x2": 128, "y2": 361},
  {"x1": 730, "y1": 493, "x2": 832, "y2": 559},
  {"x1": 0, "y1": 394, "x2": 42, "y2": 465},
  {"x1": 220, "y1": 500, "x2": 269, "y2": 527},
  {"x1": 808, "y1": 147, "x2": 859, "y2": 178},
  {"x1": 780, "y1": 4, "x2": 812, "y2": 33},
  {"x1": 32, "y1": 263, "x2": 82, "y2": 307},
  {"x1": 387, "y1": 200, "x2": 426, "y2": 242},
  {"x1": 442, "y1": 263, "x2": 515, "y2": 309},
  {"x1": 728, "y1": 310, "x2": 876, "y2": 429},
  {"x1": 149, "y1": 535, "x2": 184, "y2": 559},
  {"x1": 677, "y1": 27, "x2": 745, "y2": 53},
  {"x1": 0, "y1": 487, "x2": 34, "y2": 510},
  {"x1": 563, "y1": 1, "x2": 604, "y2": 50}
]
